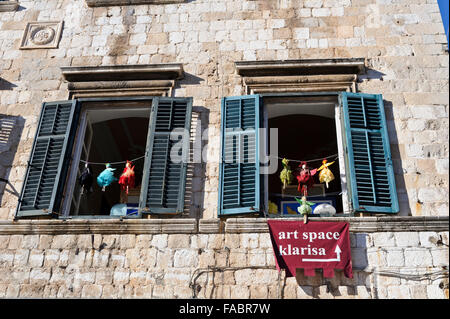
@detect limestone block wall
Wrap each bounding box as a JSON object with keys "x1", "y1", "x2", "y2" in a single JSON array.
[
  {"x1": 0, "y1": 0, "x2": 448, "y2": 220},
  {"x1": 0, "y1": 219, "x2": 448, "y2": 298}
]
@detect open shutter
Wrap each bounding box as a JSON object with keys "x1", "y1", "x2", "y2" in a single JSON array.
[
  {"x1": 139, "y1": 97, "x2": 192, "y2": 214},
  {"x1": 218, "y1": 95, "x2": 261, "y2": 215},
  {"x1": 340, "y1": 92, "x2": 399, "y2": 213},
  {"x1": 16, "y1": 100, "x2": 80, "y2": 218}
]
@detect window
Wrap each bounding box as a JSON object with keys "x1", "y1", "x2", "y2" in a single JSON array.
[
  {"x1": 218, "y1": 92, "x2": 399, "y2": 217},
  {"x1": 15, "y1": 96, "x2": 193, "y2": 219}
]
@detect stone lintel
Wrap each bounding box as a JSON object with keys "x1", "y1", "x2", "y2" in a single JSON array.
[
  {"x1": 67, "y1": 80, "x2": 175, "y2": 98},
  {"x1": 0, "y1": 216, "x2": 447, "y2": 235},
  {"x1": 61, "y1": 64, "x2": 184, "y2": 82},
  {"x1": 235, "y1": 58, "x2": 366, "y2": 77},
  {"x1": 0, "y1": 1, "x2": 19, "y2": 12},
  {"x1": 236, "y1": 59, "x2": 365, "y2": 94},
  {"x1": 61, "y1": 64, "x2": 183, "y2": 97},
  {"x1": 86, "y1": 0, "x2": 187, "y2": 6}
]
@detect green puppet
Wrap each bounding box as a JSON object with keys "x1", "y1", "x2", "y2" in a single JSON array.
[
  {"x1": 280, "y1": 158, "x2": 294, "y2": 189},
  {"x1": 295, "y1": 196, "x2": 315, "y2": 224}
]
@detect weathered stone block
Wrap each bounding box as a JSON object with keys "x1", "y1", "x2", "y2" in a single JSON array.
[
  {"x1": 404, "y1": 248, "x2": 433, "y2": 267},
  {"x1": 43, "y1": 249, "x2": 60, "y2": 267},
  {"x1": 394, "y1": 232, "x2": 420, "y2": 247},
  {"x1": 51, "y1": 235, "x2": 77, "y2": 249},
  {"x1": 13, "y1": 249, "x2": 29, "y2": 266},
  {"x1": 230, "y1": 285, "x2": 250, "y2": 299},
  {"x1": 371, "y1": 232, "x2": 395, "y2": 247},
  {"x1": 21, "y1": 235, "x2": 39, "y2": 250},
  {"x1": 173, "y1": 249, "x2": 198, "y2": 268},
  {"x1": 386, "y1": 248, "x2": 405, "y2": 267},
  {"x1": 168, "y1": 234, "x2": 191, "y2": 249},
  {"x1": 151, "y1": 234, "x2": 168, "y2": 250},
  {"x1": 81, "y1": 284, "x2": 103, "y2": 298},
  {"x1": 418, "y1": 232, "x2": 439, "y2": 247},
  {"x1": 430, "y1": 248, "x2": 449, "y2": 267},
  {"x1": 251, "y1": 269, "x2": 279, "y2": 285},
  {"x1": 113, "y1": 269, "x2": 130, "y2": 285},
  {"x1": 29, "y1": 269, "x2": 51, "y2": 285}
]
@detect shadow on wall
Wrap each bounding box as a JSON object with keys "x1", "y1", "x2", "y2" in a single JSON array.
[
  {"x1": 184, "y1": 106, "x2": 209, "y2": 219},
  {"x1": 383, "y1": 100, "x2": 412, "y2": 217},
  {"x1": 0, "y1": 78, "x2": 17, "y2": 90},
  {"x1": 357, "y1": 69, "x2": 412, "y2": 216},
  {"x1": 175, "y1": 73, "x2": 207, "y2": 219},
  {"x1": 178, "y1": 73, "x2": 204, "y2": 87},
  {"x1": 0, "y1": 114, "x2": 25, "y2": 213}
]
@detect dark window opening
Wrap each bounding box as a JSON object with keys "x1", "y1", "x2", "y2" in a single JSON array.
[
  {"x1": 70, "y1": 114, "x2": 149, "y2": 216},
  {"x1": 267, "y1": 113, "x2": 343, "y2": 216}
]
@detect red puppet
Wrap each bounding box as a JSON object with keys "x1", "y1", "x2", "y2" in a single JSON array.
[
  {"x1": 296, "y1": 161, "x2": 317, "y2": 197},
  {"x1": 118, "y1": 160, "x2": 135, "y2": 195}
]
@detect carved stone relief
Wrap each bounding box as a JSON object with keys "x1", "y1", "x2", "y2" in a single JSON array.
[{"x1": 20, "y1": 21, "x2": 63, "y2": 50}]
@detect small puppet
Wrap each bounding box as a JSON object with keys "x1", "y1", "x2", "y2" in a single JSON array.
[
  {"x1": 78, "y1": 163, "x2": 93, "y2": 194},
  {"x1": 118, "y1": 160, "x2": 135, "y2": 195},
  {"x1": 295, "y1": 196, "x2": 315, "y2": 224},
  {"x1": 296, "y1": 161, "x2": 317, "y2": 197},
  {"x1": 97, "y1": 163, "x2": 118, "y2": 192},
  {"x1": 317, "y1": 159, "x2": 335, "y2": 188},
  {"x1": 268, "y1": 201, "x2": 279, "y2": 214},
  {"x1": 280, "y1": 158, "x2": 294, "y2": 190}
]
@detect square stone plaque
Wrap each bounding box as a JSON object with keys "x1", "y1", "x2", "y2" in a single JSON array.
[{"x1": 20, "y1": 21, "x2": 63, "y2": 50}]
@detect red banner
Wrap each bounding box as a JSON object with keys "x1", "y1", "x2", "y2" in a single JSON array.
[{"x1": 267, "y1": 220, "x2": 353, "y2": 278}]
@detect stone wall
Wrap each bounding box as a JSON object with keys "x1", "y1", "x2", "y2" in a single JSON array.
[
  {"x1": 0, "y1": 0, "x2": 448, "y2": 219},
  {"x1": 0, "y1": 0, "x2": 448, "y2": 300},
  {"x1": 0, "y1": 217, "x2": 448, "y2": 299}
]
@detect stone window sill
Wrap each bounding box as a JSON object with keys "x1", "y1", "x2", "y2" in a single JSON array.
[
  {"x1": 0, "y1": 216, "x2": 447, "y2": 235},
  {"x1": 0, "y1": 1, "x2": 19, "y2": 12},
  {"x1": 85, "y1": 0, "x2": 187, "y2": 7}
]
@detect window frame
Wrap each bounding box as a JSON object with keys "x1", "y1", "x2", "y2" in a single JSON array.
[
  {"x1": 15, "y1": 95, "x2": 196, "y2": 220},
  {"x1": 60, "y1": 96, "x2": 154, "y2": 219},
  {"x1": 218, "y1": 91, "x2": 399, "y2": 217},
  {"x1": 260, "y1": 92, "x2": 351, "y2": 217}
]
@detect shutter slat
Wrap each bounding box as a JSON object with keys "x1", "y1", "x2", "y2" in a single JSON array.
[{"x1": 341, "y1": 92, "x2": 399, "y2": 213}]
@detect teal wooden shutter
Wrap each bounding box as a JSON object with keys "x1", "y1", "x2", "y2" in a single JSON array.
[
  {"x1": 341, "y1": 92, "x2": 399, "y2": 213},
  {"x1": 139, "y1": 97, "x2": 192, "y2": 214},
  {"x1": 16, "y1": 100, "x2": 80, "y2": 218},
  {"x1": 218, "y1": 95, "x2": 261, "y2": 215}
]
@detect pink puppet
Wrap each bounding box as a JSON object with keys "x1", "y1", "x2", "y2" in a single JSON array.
[{"x1": 296, "y1": 161, "x2": 317, "y2": 197}]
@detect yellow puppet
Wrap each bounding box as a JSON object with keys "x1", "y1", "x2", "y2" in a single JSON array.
[
  {"x1": 280, "y1": 158, "x2": 294, "y2": 189},
  {"x1": 317, "y1": 159, "x2": 335, "y2": 188}
]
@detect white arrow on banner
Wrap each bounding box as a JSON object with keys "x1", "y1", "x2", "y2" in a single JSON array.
[{"x1": 302, "y1": 245, "x2": 341, "y2": 262}]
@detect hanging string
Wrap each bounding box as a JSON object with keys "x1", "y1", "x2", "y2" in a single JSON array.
[
  {"x1": 78, "y1": 153, "x2": 338, "y2": 166},
  {"x1": 269, "y1": 153, "x2": 339, "y2": 164},
  {"x1": 270, "y1": 191, "x2": 342, "y2": 198},
  {"x1": 79, "y1": 155, "x2": 146, "y2": 166}
]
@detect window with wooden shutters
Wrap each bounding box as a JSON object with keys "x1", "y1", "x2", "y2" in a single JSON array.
[
  {"x1": 139, "y1": 97, "x2": 193, "y2": 214},
  {"x1": 16, "y1": 100, "x2": 79, "y2": 218},
  {"x1": 218, "y1": 95, "x2": 261, "y2": 215},
  {"x1": 340, "y1": 92, "x2": 399, "y2": 213}
]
